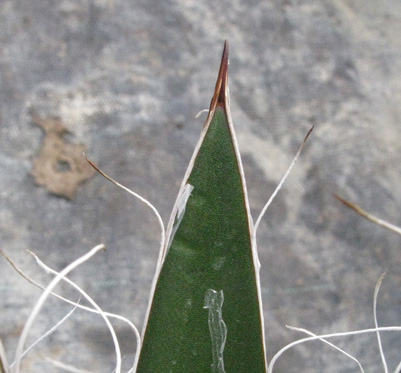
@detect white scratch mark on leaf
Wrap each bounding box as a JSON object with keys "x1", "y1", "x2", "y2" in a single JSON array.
[{"x1": 204, "y1": 289, "x2": 227, "y2": 373}]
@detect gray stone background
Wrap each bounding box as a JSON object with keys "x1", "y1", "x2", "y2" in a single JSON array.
[{"x1": 1, "y1": 0, "x2": 401, "y2": 372}]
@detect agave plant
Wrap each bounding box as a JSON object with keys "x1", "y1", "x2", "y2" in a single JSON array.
[
  {"x1": 1, "y1": 41, "x2": 312, "y2": 373},
  {"x1": 135, "y1": 41, "x2": 267, "y2": 372},
  {"x1": 132, "y1": 39, "x2": 315, "y2": 372}
]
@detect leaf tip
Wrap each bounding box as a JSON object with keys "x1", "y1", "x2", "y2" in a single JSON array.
[{"x1": 209, "y1": 41, "x2": 229, "y2": 114}]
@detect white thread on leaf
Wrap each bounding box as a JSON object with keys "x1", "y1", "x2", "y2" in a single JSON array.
[
  {"x1": 166, "y1": 183, "x2": 194, "y2": 250},
  {"x1": 177, "y1": 183, "x2": 194, "y2": 220},
  {"x1": 204, "y1": 289, "x2": 227, "y2": 373}
]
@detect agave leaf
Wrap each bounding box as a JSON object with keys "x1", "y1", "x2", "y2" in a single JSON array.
[{"x1": 136, "y1": 42, "x2": 267, "y2": 372}]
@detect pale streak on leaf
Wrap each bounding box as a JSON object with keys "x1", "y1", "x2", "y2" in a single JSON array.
[{"x1": 204, "y1": 289, "x2": 227, "y2": 373}]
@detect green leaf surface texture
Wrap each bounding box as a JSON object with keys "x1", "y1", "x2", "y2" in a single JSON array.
[{"x1": 136, "y1": 42, "x2": 267, "y2": 373}]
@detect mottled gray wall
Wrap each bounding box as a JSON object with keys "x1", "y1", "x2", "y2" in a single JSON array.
[{"x1": 1, "y1": 0, "x2": 401, "y2": 371}]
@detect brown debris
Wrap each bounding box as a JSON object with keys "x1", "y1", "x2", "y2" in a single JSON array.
[{"x1": 31, "y1": 115, "x2": 95, "y2": 200}]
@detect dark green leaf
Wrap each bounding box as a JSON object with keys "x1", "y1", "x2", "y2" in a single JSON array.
[{"x1": 136, "y1": 42, "x2": 267, "y2": 373}]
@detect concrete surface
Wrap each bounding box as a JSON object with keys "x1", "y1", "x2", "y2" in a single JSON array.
[{"x1": 1, "y1": 0, "x2": 401, "y2": 371}]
